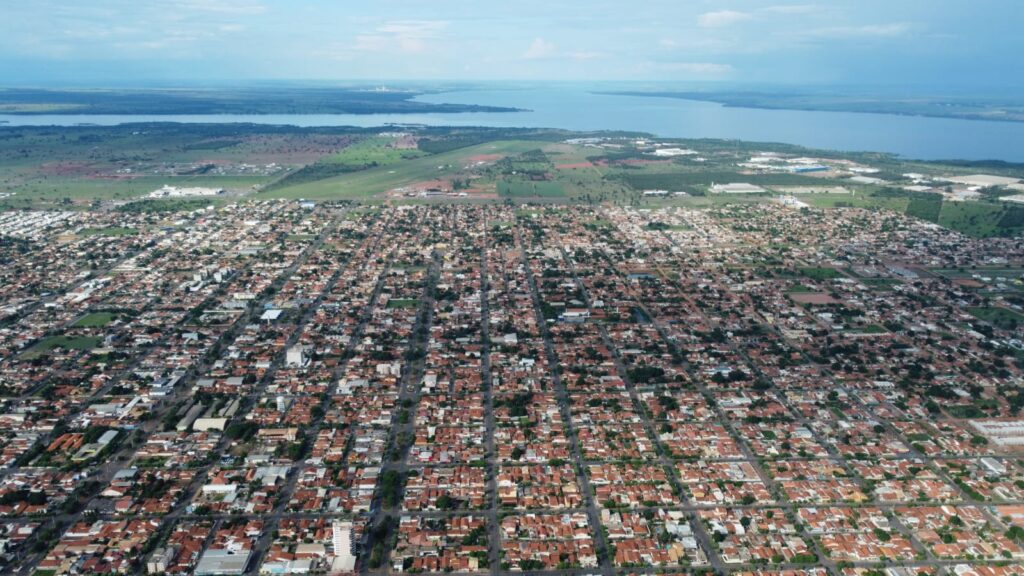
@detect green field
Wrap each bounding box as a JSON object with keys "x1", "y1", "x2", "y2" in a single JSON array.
[
  {"x1": 859, "y1": 278, "x2": 903, "y2": 290},
  {"x1": 79, "y1": 227, "x2": 138, "y2": 237},
  {"x1": 323, "y1": 136, "x2": 425, "y2": 168},
  {"x1": 72, "y1": 312, "x2": 116, "y2": 327},
  {"x1": 800, "y1": 267, "x2": 843, "y2": 280},
  {"x1": 23, "y1": 335, "x2": 103, "y2": 359},
  {"x1": 850, "y1": 324, "x2": 888, "y2": 334},
  {"x1": 937, "y1": 201, "x2": 1024, "y2": 237},
  {"x1": 799, "y1": 191, "x2": 909, "y2": 211},
  {"x1": 386, "y1": 298, "x2": 420, "y2": 309},
  {"x1": 498, "y1": 180, "x2": 565, "y2": 198},
  {"x1": 905, "y1": 195, "x2": 943, "y2": 222},
  {"x1": 263, "y1": 136, "x2": 427, "y2": 192},
  {"x1": 968, "y1": 306, "x2": 1024, "y2": 329},
  {"x1": 259, "y1": 140, "x2": 543, "y2": 199}
]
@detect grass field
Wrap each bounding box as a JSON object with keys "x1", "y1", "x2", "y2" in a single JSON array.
[
  {"x1": 22, "y1": 335, "x2": 103, "y2": 359},
  {"x1": 800, "y1": 267, "x2": 843, "y2": 280},
  {"x1": 498, "y1": 180, "x2": 565, "y2": 198},
  {"x1": 259, "y1": 141, "x2": 543, "y2": 200},
  {"x1": 72, "y1": 312, "x2": 116, "y2": 327},
  {"x1": 79, "y1": 227, "x2": 138, "y2": 237},
  {"x1": 968, "y1": 306, "x2": 1024, "y2": 329},
  {"x1": 386, "y1": 298, "x2": 420, "y2": 309},
  {"x1": 321, "y1": 136, "x2": 424, "y2": 168},
  {"x1": 859, "y1": 278, "x2": 903, "y2": 290},
  {"x1": 905, "y1": 195, "x2": 943, "y2": 222},
  {"x1": 849, "y1": 324, "x2": 888, "y2": 334},
  {"x1": 799, "y1": 191, "x2": 910, "y2": 211},
  {"x1": 937, "y1": 201, "x2": 1024, "y2": 238}
]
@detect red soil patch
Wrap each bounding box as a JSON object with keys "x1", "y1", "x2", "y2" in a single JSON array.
[
  {"x1": 790, "y1": 293, "x2": 840, "y2": 305},
  {"x1": 954, "y1": 278, "x2": 985, "y2": 289},
  {"x1": 392, "y1": 135, "x2": 418, "y2": 149},
  {"x1": 38, "y1": 162, "x2": 100, "y2": 177}
]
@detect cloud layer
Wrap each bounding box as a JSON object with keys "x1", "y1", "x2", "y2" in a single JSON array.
[{"x1": 0, "y1": 0, "x2": 1017, "y2": 86}]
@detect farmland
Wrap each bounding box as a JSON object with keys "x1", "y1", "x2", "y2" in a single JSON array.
[{"x1": 1, "y1": 123, "x2": 1023, "y2": 240}]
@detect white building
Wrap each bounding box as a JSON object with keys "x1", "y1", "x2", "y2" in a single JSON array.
[
  {"x1": 331, "y1": 520, "x2": 357, "y2": 573},
  {"x1": 285, "y1": 346, "x2": 307, "y2": 368},
  {"x1": 710, "y1": 182, "x2": 766, "y2": 194}
]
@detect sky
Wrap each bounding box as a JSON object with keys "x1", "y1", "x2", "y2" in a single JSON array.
[{"x1": 0, "y1": 0, "x2": 1021, "y2": 89}]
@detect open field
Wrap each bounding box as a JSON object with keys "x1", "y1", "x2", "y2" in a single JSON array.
[
  {"x1": 78, "y1": 227, "x2": 138, "y2": 237},
  {"x1": 386, "y1": 298, "x2": 420, "y2": 309},
  {"x1": 800, "y1": 267, "x2": 843, "y2": 280},
  {"x1": 968, "y1": 306, "x2": 1024, "y2": 329},
  {"x1": 259, "y1": 140, "x2": 544, "y2": 199},
  {"x1": 72, "y1": 312, "x2": 117, "y2": 327},
  {"x1": 497, "y1": 180, "x2": 565, "y2": 198},
  {"x1": 22, "y1": 335, "x2": 103, "y2": 359},
  {"x1": 2, "y1": 124, "x2": 1024, "y2": 239}
]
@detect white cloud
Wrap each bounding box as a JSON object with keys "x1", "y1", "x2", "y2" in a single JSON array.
[
  {"x1": 808, "y1": 23, "x2": 912, "y2": 39},
  {"x1": 169, "y1": 0, "x2": 267, "y2": 15},
  {"x1": 523, "y1": 38, "x2": 556, "y2": 60},
  {"x1": 353, "y1": 20, "x2": 449, "y2": 55},
  {"x1": 698, "y1": 10, "x2": 752, "y2": 28},
  {"x1": 763, "y1": 5, "x2": 818, "y2": 15},
  {"x1": 655, "y1": 62, "x2": 734, "y2": 74},
  {"x1": 168, "y1": 0, "x2": 266, "y2": 14},
  {"x1": 377, "y1": 20, "x2": 448, "y2": 37}
]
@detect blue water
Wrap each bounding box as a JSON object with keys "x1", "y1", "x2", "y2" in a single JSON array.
[{"x1": 1, "y1": 88, "x2": 1022, "y2": 161}]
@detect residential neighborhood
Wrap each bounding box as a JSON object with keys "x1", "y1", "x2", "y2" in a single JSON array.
[{"x1": 0, "y1": 200, "x2": 1023, "y2": 576}]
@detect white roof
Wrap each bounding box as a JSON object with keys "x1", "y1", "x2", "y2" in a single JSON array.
[{"x1": 260, "y1": 309, "x2": 283, "y2": 321}]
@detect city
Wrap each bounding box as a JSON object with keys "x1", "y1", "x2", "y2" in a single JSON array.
[
  {"x1": 1, "y1": 200, "x2": 1023, "y2": 575},
  {"x1": 2, "y1": 2, "x2": 1024, "y2": 576}
]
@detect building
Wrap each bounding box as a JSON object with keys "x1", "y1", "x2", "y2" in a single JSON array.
[
  {"x1": 147, "y1": 546, "x2": 177, "y2": 574},
  {"x1": 196, "y1": 549, "x2": 250, "y2": 575},
  {"x1": 286, "y1": 346, "x2": 307, "y2": 368},
  {"x1": 710, "y1": 183, "x2": 766, "y2": 194},
  {"x1": 332, "y1": 520, "x2": 357, "y2": 573},
  {"x1": 971, "y1": 420, "x2": 1024, "y2": 446}
]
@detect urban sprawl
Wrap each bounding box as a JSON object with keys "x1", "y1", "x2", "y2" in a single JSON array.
[{"x1": 0, "y1": 200, "x2": 1024, "y2": 576}]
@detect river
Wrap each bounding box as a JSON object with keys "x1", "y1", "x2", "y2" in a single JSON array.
[{"x1": 1, "y1": 88, "x2": 1022, "y2": 161}]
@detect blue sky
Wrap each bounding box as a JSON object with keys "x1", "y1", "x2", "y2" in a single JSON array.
[{"x1": 0, "y1": 0, "x2": 1020, "y2": 89}]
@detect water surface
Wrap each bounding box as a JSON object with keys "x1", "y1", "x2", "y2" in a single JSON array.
[{"x1": 1, "y1": 88, "x2": 1022, "y2": 161}]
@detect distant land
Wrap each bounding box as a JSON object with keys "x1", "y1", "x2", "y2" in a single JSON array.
[
  {"x1": 599, "y1": 90, "x2": 1024, "y2": 123},
  {"x1": 0, "y1": 87, "x2": 523, "y2": 115},
  {"x1": 4, "y1": 122, "x2": 1024, "y2": 238}
]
